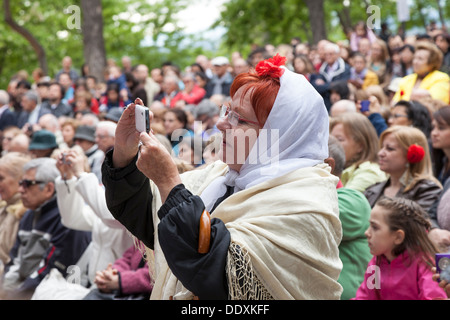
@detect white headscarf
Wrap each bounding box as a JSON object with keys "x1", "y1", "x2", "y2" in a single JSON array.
[{"x1": 201, "y1": 66, "x2": 330, "y2": 211}]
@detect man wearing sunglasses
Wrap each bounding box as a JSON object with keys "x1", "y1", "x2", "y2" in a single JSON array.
[{"x1": 0, "y1": 158, "x2": 91, "y2": 300}]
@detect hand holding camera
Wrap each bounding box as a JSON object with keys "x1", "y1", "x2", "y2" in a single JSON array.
[
  {"x1": 56, "y1": 149, "x2": 87, "y2": 180},
  {"x1": 112, "y1": 98, "x2": 151, "y2": 168},
  {"x1": 358, "y1": 96, "x2": 381, "y2": 115},
  {"x1": 56, "y1": 151, "x2": 73, "y2": 179}
]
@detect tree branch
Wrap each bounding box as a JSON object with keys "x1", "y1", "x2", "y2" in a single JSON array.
[{"x1": 3, "y1": 0, "x2": 48, "y2": 75}]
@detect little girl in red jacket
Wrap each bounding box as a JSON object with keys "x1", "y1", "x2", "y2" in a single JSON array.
[{"x1": 353, "y1": 197, "x2": 447, "y2": 300}]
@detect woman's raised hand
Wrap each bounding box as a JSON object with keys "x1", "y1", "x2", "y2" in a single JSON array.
[{"x1": 112, "y1": 98, "x2": 151, "y2": 168}]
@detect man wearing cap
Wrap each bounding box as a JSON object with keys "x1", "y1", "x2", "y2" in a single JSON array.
[
  {"x1": 28, "y1": 130, "x2": 58, "y2": 158},
  {"x1": 74, "y1": 125, "x2": 104, "y2": 182},
  {"x1": 205, "y1": 56, "x2": 234, "y2": 99},
  {"x1": 104, "y1": 107, "x2": 123, "y2": 123}
]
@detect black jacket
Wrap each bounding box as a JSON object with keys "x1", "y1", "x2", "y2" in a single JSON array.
[
  {"x1": 4, "y1": 197, "x2": 91, "y2": 299},
  {"x1": 101, "y1": 150, "x2": 230, "y2": 299}
]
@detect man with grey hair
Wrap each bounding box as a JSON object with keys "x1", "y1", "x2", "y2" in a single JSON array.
[
  {"x1": 0, "y1": 157, "x2": 91, "y2": 300},
  {"x1": 16, "y1": 90, "x2": 50, "y2": 129},
  {"x1": 0, "y1": 90, "x2": 16, "y2": 133},
  {"x1": 311, "y1": 42, "x2": 351, "y2": 111},
  {"x1": 95, "y1": 121, "x2": 116, "y2": 154}
]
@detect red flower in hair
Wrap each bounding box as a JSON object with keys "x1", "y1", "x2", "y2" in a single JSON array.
[
  {"x1": 255, "y1": 54, "x2": 287, "y2": 78},
  {"x1": 407, "y1": 144, "x2": 425, "y2": 164}
]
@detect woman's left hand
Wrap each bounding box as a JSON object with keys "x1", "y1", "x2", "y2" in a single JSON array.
[{"x1": 136, "y1": 131, "x2": 182, "y2": 203}]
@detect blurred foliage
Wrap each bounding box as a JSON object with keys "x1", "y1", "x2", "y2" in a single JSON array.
[
  {"x1": 0, "y1": 0, "x2": 448, "y2": 88},
  {"x1": 215, "y1": 0, "x2": 448, "y2": 57},
  {"x1": 0, "y1": 0, "x2": 213, "y2": 88}
]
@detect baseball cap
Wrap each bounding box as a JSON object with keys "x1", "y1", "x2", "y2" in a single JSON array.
[{"x1": 211, "y1": 56, "x2": 230, "y2": 66}]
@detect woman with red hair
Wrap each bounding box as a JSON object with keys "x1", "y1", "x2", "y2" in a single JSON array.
[{"x1": 102, "y1": 55, "x2": 343, "y2": 300}]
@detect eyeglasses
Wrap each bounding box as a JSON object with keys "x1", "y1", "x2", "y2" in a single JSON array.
[
  {"x1": 19, "y1": 179, "x2": 45, "y2": 189},
  {"x1": 390, "y1": 114, "x2": 409, "y2": 119},
  {"x1": 219, "y1": 104, "x2": 260, "y2": 127}
]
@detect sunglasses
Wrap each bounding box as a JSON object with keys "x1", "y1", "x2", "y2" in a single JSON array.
[
  {"x1": 19, "y1": 179, "x2": 45, "y2": 189},
  {"x1": 219, "y1": 104, "x2": 260, "y2": 127}
]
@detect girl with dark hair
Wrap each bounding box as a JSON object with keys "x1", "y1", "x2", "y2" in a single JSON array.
[
  {"x1": 354, "y1": 197, "x2": 446, "y2": 300},
  {"x1": 99, "y1": 83, "x2": 125, "y2": 112}
]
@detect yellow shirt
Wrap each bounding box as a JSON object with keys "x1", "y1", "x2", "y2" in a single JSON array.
[
  {"x1": 392, "y1": 70, "x2": 450, "y2": 104},
  {"x1": 362, "y1": 70, "x2": 379, "y2": 89}
]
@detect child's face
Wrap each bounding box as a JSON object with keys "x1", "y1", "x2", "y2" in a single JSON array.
[
  {"x1": 107, "y1": 90, "x2": 119, "y2": 102},
  {"x1": 365, "y1": 205, "x2": 402, "y2": 261}
]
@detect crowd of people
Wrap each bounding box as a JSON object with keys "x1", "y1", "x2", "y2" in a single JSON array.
[{"x1": 0, "y1": 19, "x2": 449, "y2": 300}]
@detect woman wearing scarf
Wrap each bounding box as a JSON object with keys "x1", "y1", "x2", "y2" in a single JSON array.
[{"x1": 102, "y1": 55, "x2": 343, "y2": 300}]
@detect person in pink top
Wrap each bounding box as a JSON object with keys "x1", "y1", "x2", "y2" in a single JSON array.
[
  {"x1": 353, "y1": 197, "x2": 447, "y2": 300},
  {"x1": 83, "y1": 245, "x2": 153, "y2": 300}
]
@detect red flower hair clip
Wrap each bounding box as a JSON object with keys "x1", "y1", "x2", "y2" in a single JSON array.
[
  {"x1": 407, "y1": 144, "x2": 425, "y2": 164},
  {"x1": 255, "y1": 54, "x2": 287, "y2": 78}
]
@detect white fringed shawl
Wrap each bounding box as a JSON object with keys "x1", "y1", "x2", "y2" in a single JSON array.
[
  {"x1": 144, "y1": 67, "x2": 343, "y2": 300},
  {"x1": 147, "y1": 161, "x2": 343, "y2": 300}
]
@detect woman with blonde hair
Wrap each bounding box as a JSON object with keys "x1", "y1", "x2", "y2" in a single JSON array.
[
  {"x1": 330, "y1": 113, "x2": 387, "y2": 193},
  {"x1": 364, "y1": 126, "x2": 442, "y2": 212},
  {"x1": 0, "y1": 152, "x2": 32, "y2": 278}
]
